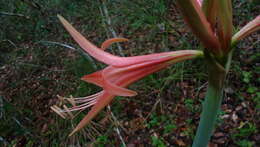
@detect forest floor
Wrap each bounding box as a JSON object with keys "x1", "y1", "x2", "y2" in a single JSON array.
[{"x1": 0, "y1": 0, "x2": 259, "y2": 146}]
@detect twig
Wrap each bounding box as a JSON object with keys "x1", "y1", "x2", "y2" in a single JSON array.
[
  {"x1": 20, "y1": 0, "x2": 42, "y2": 12},
  {"x1": 89, "y1": 122, "x2": 102, "y2": 136},
  {"x1": 37, "y1": 41, "x2": 77, "y2": 50},
  {"x1": 0, "y1": 136, "x2": 8, "y2": 146},
  {"x1": 99, "y1": 7, "x2": 116, "y2": 55},
  {"x1": 12, "y1": 117, "x2": 33, "y2": 136},
  {"x1": 0, "y1": 12, "x2": 29, "y2": 19},
  {"x1": 70, "y1": 120, "x2": 90, "y2": 144},
  {"x1": 97, "y1": 3, "x2": 129, "y2": 142},
  {"x1": 16, "y1": 61, "x2": 65, "y2": 72},
  {"x1": 159, "y1": 23, "x2": 170, "y2": 52},
  {"x1": 1, "y1": 39, "x2": 18, "y2": 48},
  {"x1": 36, "y1": 41, "x2": 98, "y2": 70},
  {"x1": 0, "y1": 95, "x2": 3, "y2": 119},
  {"x1": 99, "y1": 0, "x2": 125, "y2": 56},
  {"x1": 195, "y1": 82, "x2": 208, "y2": 97},
  {"x1": 107, "y1": 105, "x2": 126, "y2": 147},
  {"x1": 144, "y1": 99, "x2": 161, "y2": 121}
]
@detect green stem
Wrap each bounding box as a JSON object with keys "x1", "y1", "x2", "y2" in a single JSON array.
[{"x1": 192, "y1": 53, "x2": 228, "y2": 147}]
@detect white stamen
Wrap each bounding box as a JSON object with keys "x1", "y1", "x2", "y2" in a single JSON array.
[
  {"x1": 51, "y1": 105, "x2": 67, "y2": 119},
  {"x1": 67, "y1": 96, "x2": 76, "y2": 106},
  {"x1": 52, "y1": 92, "x2": 102, "y2": 119},
  {"x1": 74, "y1": 96, "x2": 99, "y2": 103},
  {"x1": 61, "y1": 100, "x2": 97, "y2": 112},
  {"x1": 63, "y1": 105, "x2": 74, "y2": 118},
  {"x1": 72, "y1": 92, "x2": 103, "y2": 100}
]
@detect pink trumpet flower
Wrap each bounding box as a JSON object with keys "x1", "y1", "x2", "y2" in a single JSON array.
[{"x1": 51, "y1": 15, "x2": 203, "y2": 136}]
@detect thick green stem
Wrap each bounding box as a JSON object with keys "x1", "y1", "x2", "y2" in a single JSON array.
[{"x1": 192, "y1": 53, "x2": 228, "y2": 147}]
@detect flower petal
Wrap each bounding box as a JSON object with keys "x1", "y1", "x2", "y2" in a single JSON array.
[
  {"x1": 232, "y1": 15, "x2": 260, "y2": 47},
  {"x1": 101, "y1": 38, "x2": 128, "y2": 50},
  {"x1": 69, "y1": 92, "x2": 114, "y2": 136},
  {"x1": 58, "y1": 15, "x2": 122, "y2": 65},
  {"x1": 58, "y1": 15, "x2": 201, "y2": 67},
  {"x1": 83, "y1": 67, "x2": 137, "y2": 96},
  {"x1": 81, "y1": 70, "x2": 103, "y2": 87},
  {"x1": 103, "y1": 77, "x2": 137, "y2": 96}
]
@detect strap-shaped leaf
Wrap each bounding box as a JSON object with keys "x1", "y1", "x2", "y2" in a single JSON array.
[
  {"x1": 176, "y1": 0, "x2": 221, "y2": 55},
  {"x1": 202, "y1": 0, "x2": 217, "y2": 30},
  {"x1": 216, "y1": 0, "x2": 233, "y2": 53}
]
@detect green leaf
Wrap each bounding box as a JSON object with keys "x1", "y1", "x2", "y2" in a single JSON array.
[
  {"x1": 202, "y1": 0, "x2": 218, "y2": 29},
  {"x1": 216, "y1": 0, "x2": 233, "y2": 53}
]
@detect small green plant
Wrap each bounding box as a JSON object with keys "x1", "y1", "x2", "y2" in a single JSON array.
[
  {"x1": 147, "y1": 114, "x2": 168, "y2": 129},
  {"x1": 235, "y1": 140, "x2": 254, "y2": 147},
  {"x1": 231, "y1": 122, "x2": 257, "y2": 147},
  {"x1": 95, "y1": 135, "x2": 109, "y2": 147},
  {"x1": 182, "y1": 127, "x2": 195, "y2": 139},
  {"x1": 184, "y1": 98, "x2": 195, "y2": 111},
  {"x1": 163, "y1": 124, "x2": 177, "y2": 134},
  {"x1": 246, "y1": 86, "x2": 258, "y2": 94},
  {"x1": 147, "y1": 114, "x2": 160, "y2": 129},
  {"x1": 242, "y1": 71, "x2": 252, "y2": 83},
  {"x1": 151, "y1": 136, "x2": 166, "y2": 147},
  {"x1": 253, "y1": 92, "x2": 260, "y2": 109},
  {"x1": 216, "y1": 110, "x2": 227, "y2": 124},
  {"x1": 233, "y1": 123, "x2": 257, "y2": 139}
]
